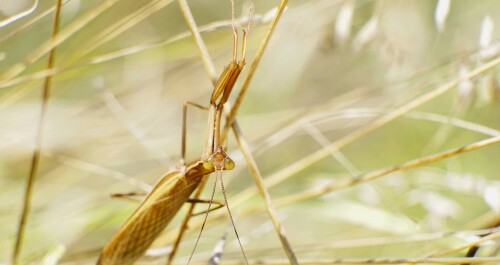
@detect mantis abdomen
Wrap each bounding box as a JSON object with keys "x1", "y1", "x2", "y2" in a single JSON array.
[{"x1": 97, "y1": 163, "x2": 207, "y2": 265}]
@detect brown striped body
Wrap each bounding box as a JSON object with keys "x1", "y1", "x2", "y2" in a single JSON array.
[{"x1": 97, "y1": 163, "x2": 208, "y2": 265}]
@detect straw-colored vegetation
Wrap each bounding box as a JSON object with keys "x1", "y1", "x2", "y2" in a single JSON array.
[{"x1": 1, "y1": 0, "x2": 499, "y2": 265}]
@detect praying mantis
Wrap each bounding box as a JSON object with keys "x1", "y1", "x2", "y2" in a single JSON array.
[{"x1": 96, "y1": 2, "x2": 251, "y2": 265}]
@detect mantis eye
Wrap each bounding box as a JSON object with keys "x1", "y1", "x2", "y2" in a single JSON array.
[
  {"x1": 203, "y1": 157, "x2": 214, "y2": 170},
  {"x1": 224, "y1": 157, "x2": 235, "y2": 170}
]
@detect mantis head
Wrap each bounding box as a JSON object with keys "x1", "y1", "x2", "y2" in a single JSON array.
[{"x1": 203, "y1": 146, "x2": 235, "y2": 171}]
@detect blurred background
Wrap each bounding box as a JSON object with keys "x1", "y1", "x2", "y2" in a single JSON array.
[{"x1": 1, "y1": 0, "x2": 499, "y2": 264}]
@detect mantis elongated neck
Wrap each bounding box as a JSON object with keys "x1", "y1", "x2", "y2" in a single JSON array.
[{"x1": 203, "y1": 104, "x2": 217, "y2": 160}]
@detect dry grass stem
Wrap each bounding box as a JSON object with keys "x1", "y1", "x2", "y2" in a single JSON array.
[
  {"x1": 177, "y1": 0, "x2": 217, "y2": 84},
  {"x1": 271, "y1": 136, "x2": 500, "y2": 208},
  {"x1": 12, "y1": 0, "x2": 63, "y2": 264},
  {"x1": 232, "y1": 120, "x2": 298, "y2": 265},
  {"x1": 223, "y1": 0, "x2": 289, "y2": 140},
  {"x1": 430, "y1": 231, "x2": 500, "y2": 257}
]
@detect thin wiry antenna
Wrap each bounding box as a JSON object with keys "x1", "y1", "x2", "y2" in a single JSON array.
[
  {"x1": 219, "y1": 172, "x2": 249, "y2": 265},
  {"x1": 187, "y1": 174, "x2": 218, "y2": 265}
]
